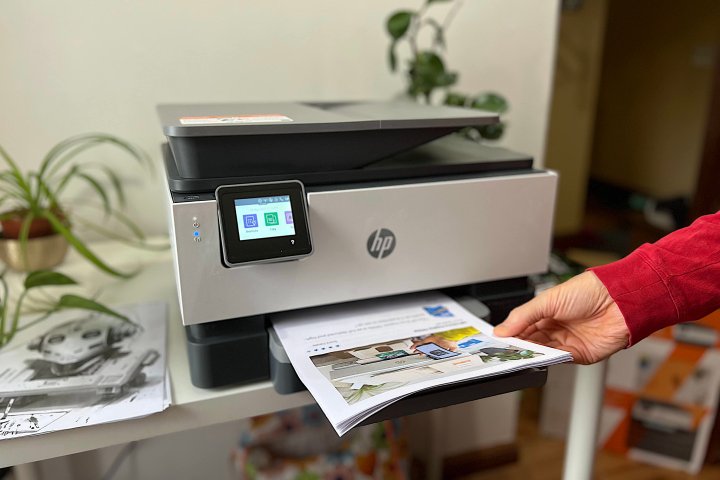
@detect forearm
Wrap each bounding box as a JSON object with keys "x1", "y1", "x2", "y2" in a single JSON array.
[{"x1": 590, "y1": 212, "x2": 720, "y2": 345}]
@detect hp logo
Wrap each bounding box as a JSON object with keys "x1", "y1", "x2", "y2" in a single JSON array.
[{"x1": 367, "y1": 228, "x2": 396, "y2": 259}]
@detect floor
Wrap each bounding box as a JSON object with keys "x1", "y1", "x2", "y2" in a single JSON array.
[{"x1": 460, "y1": 393, "x2": 720, "y2": 480}]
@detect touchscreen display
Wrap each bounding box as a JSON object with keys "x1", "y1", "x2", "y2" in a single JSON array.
[
  {"x1": 235, "y1": 195, "x2": 296, "y2": 240},
  {"x1": 217, "y1": 181, "x2": 312, "y2": 266}
]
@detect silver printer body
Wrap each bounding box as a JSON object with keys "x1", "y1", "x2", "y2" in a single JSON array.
[
  {"x1": 158, "y1": 101, "x2": 557, "y2": 390},
  {"x1": 171, "y1": 172, "x2": 556, "y2": 325}
]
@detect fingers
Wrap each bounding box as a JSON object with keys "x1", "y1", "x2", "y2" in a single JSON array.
[{"x1": 494, "y1": 291, "x2": 557, "y2": 337}]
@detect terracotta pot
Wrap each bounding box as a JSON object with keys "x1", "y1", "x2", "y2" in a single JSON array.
[
  {"x1": 0, "y1": 210, "x2": 65, "y2": 239},
  {"x1": 0, "y1": 234, "x2": 69, "y2": 271}
]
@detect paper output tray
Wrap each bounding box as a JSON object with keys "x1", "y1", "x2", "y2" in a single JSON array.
[{"x1": 357, "y1": 367, "x2": 547, "y2": 426}]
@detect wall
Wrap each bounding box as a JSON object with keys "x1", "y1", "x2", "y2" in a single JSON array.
[
  {"x1": 545, "y1": 0, "x2": 608, "y2": 235},
  {"x1": 591, "y1": 0, "x2": 720, "y2": 198},
  {"x1": 0, "y1": 0, "x2": 558, "y2": 235}
]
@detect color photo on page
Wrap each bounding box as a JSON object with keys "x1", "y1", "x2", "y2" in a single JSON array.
[{"x1": 310, "y1": 327, "x2": 544, "y2": 405}]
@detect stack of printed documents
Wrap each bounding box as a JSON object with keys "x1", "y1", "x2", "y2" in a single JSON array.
[
  {"x1": 273, "y1": 292, "x2": 572, "y2": 436},
  {"x1": 0, "y1": 302, "x2": 169, "y2": 439}
]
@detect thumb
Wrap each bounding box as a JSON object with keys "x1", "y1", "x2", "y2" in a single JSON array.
[{"x1": 494, "y1": 291, "x2": 555, "y2": 337}]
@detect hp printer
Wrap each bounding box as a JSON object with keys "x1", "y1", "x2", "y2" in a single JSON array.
[{"x1": 158, "y1": 101, "x2": 557, "y2": 402}]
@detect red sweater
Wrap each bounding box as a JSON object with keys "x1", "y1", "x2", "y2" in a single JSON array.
[{"x1": 590, "y1": 212, "x2": 720, "y2": 346}]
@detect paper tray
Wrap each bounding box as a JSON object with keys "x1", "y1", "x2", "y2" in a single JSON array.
[{"x1": 357, "y1": 367, "x2": 547, "y2": 426}]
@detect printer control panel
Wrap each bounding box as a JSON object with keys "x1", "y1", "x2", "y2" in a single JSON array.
[{"x1": 216, "y1": 181, "x2": 313, "y2": 266}]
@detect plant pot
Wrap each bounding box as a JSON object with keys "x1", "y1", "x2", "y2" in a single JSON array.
[
  {"x1": 0, "y1": 211, "x2": 61, "y2": 239},
  {"x1": 0, "y1": 234, "x2": 69, "y2": 271}
]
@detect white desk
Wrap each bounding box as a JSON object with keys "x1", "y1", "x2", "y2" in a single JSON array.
[{"x1": 0, "y1": 241, "x2": 313, "y2": 468}]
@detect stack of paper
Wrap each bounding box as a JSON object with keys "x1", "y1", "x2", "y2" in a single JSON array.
[
  {"x1": 273, "y1": 292, "x2": 572, "y2": 435},
  {"x1": 0, "y1": 302, "x2": 170, "y2": 439}
]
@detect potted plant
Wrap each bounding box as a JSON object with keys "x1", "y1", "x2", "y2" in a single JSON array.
[
  {"x1": 385, "y1": 0, "x2": 509, "y2": 141},
  {"x1": 0, "y1": 133, "x2": 154, "y2": 276},
  {"x1": 0, "y1": 269, "x2": 132, "y2": 349}
]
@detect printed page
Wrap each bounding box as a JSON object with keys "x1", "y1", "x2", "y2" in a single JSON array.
[
  {"x1": 0, "y1": 302, "x2": 168, "y2": 440},
  {"x1": 272, "y1": 291, "x2": 571, "y2": 435}
]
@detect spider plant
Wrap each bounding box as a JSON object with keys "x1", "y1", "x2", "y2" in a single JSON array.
[
  {"x1": 0, "y1": 133, "x2": 158, "y2": 277},
  {"x1": 0, "y1": 269, "x2": 131, "y2": 349}
]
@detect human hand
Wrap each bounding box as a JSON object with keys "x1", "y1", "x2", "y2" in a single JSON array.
[
  {"x1": 410, "y1": 335, "x2": 458, "y2": 353},
  {"x1": 493, "y1": 271, "x2": 630, "y2": 364}
]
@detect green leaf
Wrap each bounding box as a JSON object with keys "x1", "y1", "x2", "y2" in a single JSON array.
[
  {"x1": 478, "y1": 122, "x2": 506, "y2": 140},
  {"x1": 42, "y1": 210, "x2": 135, "y2": 278},
  {"x1": 444, "y1": 91, "x2": 467, "y2": 107},
  {"x1": 81, "y1": 204, "x2": 146, "y2": 241},
  {"x1": 77, "y1": 172, "x2": 111, "y2": 214},
  {"x1": 407, "y1": 51, "x2": 457, "y2": 98},
  {"x1": 17, "y1": 211, "x2": 36, "y2": 268},
  {"x1": 471, "y1": 93, "x2": 509, "y2": 114},
  {"x1": 53, "y1": 165, "x2": 80, "y2": 200},
  {"x1": 41, "y1": 133, "x2": 151, "y2": 183},
  {"x1": 0, "y1": 144, "x2": 33, "y2": 202},
  {"x1": 436, "y1": 72, "x2": 458, "y2": 87},
  {"x1": 388, "y1": 42, "x2": 398, "y2": 72},
  {"x1": 56, "y1": 294, "x2": 131, "y2": 323},
  {"x1": 414, "y1": 51, "x2": 445, "y2": 76},
  {"x1": 96, "y1": 165, "x2": 126, "y2": 207},
  {"x1": 74, "y1": 216, "x2": 166, "y2": 250},
  {"x1": 0, "y1": 172, "x2": 31, "y2": 205},
  {"x1": 24, "y1": 270, "x2": 78, "y2": 290},
  {"x1": 386, "y1": 11, "x2": 413, "y2": 40}
]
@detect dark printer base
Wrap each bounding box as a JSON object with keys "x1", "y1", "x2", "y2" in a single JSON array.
[{"x1": 185, "y1": 316, "x2": 269, "y2": 388}]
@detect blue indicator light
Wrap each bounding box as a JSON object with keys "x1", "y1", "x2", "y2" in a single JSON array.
[{"x1": 193, "y1": 231, "x2": 200, "y2": 237}]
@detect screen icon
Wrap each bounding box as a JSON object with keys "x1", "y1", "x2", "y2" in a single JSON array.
[
  {"x1": 285, "y1": 211, "x2": 293, "y2": 224},
  {"x1": 243, "y1": 214, "x2": 258, "y2": 228},
  {"x1": 264, "y1": 212, "x2": 279, "y2": 226}
]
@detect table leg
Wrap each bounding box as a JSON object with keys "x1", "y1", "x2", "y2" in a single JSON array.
[{"x1": 562, "y1": 360, "x2": 607, "y2": 480}]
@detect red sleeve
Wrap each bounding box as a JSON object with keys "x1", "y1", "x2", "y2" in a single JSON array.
[{"x1": 589, "y1": 212, "x2": 720, "y2": 346}]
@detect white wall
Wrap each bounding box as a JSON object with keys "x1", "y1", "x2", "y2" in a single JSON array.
[{"x1": 0, "y1": 0, "x2": 559, "y2": 236}]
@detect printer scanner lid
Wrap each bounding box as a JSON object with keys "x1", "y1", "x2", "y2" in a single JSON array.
[
  {"x1": 158, "y1": 101, "x2": 497, "y2": 137},
  {"x1": 158, "y1": 101, "x2": 500, "y2": 182}
]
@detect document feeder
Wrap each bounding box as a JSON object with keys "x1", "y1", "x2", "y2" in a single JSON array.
[{"x1": 158, "y1": 101, "x2": 556, "y2": 420}]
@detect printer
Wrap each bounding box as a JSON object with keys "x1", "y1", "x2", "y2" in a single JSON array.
[{"x1": 157, "y1": 101, "x2": 557, "y2": 399}]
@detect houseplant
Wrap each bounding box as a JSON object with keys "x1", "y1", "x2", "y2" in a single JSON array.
[
  {"x1": 385, "y1": 0, "x2": 509, "y2": 140},
  {"x1": 0, "y1": 269, "x2": 131, "y2": 349},
  {"x1": 0, "y1": 133, "x2": 155, "y2": 277}
]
